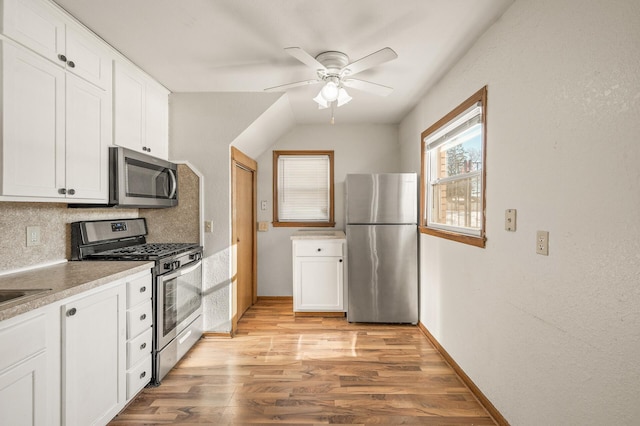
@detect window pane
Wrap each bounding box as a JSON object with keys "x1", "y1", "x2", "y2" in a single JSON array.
[
  {"x1": 278, "y1": 155, "x2": 330, "y2": 222},
  {"x1": 430, "y1": 174, "x2": 482, "y2": 232},
  {"x1": 433, "y1": 125, "x2": 482, "y2": 180}
]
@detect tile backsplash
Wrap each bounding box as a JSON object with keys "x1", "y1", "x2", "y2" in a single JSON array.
[{"x1": 0, "y1": 202, "x2": 138, "y2": 273}]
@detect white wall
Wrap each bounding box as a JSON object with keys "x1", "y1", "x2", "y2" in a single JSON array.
[
  {"x1": 170, "y1": 92, "x2": 281, "y2": 331},
  {"x1": 256, "y1": 124, "x2": 400, "y2": 296},
  {"x1": 399, "y1": 0, "x2": 640, "y2": 424}
]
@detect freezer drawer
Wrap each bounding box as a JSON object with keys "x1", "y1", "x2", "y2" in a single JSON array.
[{"x1": 346, "y1": 224, "x2": 418, "y2": 323}]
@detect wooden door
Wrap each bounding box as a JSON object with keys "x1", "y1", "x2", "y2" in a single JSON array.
[{"x1": 231, "y1": 147, "x2": 257, "y2": 333}]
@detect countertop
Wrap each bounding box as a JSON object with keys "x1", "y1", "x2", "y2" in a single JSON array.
[
  {"x1": 290, "y1": 230, "x2": 346, "y2": 240},
  {"x1": 0, "y1": 261, "x2": 154, "y2": 321}
]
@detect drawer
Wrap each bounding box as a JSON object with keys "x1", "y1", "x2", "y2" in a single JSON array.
[
  {"x1": 294, "y1": 241, "x2": 343, "y2": 257},
  {"x1": 127, "y1": 327, "x2": 152, "y2": 369},
  {"x1": 0, "y1": 313, "x2": 46, "y2": 371},
  {"x1": 126, "y1": 355, "x2": 151, "y2": 400},
  {"x1": 127, "y1": 272, "x2": 152, "y2": 308},
  {"x1": 127, "y1": 301, "x2": 152, "y2": 339}
]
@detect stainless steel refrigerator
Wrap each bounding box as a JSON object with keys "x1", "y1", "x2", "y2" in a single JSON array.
[{"x1": 346, "y1": 173, "x2": 418, "y2": 324}]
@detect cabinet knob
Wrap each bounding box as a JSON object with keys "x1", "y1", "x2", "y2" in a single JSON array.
[
  {"x1": 57, "y1": 54, "x2": 67, "y2": 62},
  {"x1": 317, "y1": 248, "x2": 322, "y2": 252},
  {"x1": 140, "y1": 371, "x2": 146, "y2": 379},
  {"x1": 67, "y1": 188, "x2": 76, "y2": 195},
  {"x1": 339, "y1": 259, "x2": 343, "y2": 263},
  {"x1": 139, "y1": 286, "x2": 146, "y2": 293},
  {"x1": 140, "y1": 313, "x2": 147, "y2": 321},
  {"x1": 58, "y1": 188, "x2": 67, "y2": 195},
  {"x1": 67, "y1": 60, "x2": 75, "y2": 68},
  {"x1": 66, "y1": 307, "x2": 77, "y2": 317},
  {"x1": 142, "y1": 146, "x2": 148, "y2": 152},
  {"x1": 140, "y1": 342, "x2": 147, "y2": 350}
]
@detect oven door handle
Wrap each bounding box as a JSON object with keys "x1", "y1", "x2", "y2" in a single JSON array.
[
  {"x1": 160, "y1": 260, "x2": 201, "y2": 282},
  {"x1": 168, "y1": 168, "x2": 177, "y2": 200}
]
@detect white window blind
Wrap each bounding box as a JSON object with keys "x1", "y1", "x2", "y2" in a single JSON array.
[{"x1": 277, "y1": 155, "x2": 330, "y2": 222}]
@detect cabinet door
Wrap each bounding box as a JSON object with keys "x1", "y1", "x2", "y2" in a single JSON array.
[
  {"x1": 1, "y1": 0, "x2": 66, "y2": 65},
  {"x1": 145, "y1": 80, "x2": 169, "y2": 160},
  {"x1": 2, "y1": 42, "x2": 65, "y2": 198},
  {"x1": 62, "y1": 284, "x2": 126, "y2": 426},
  {"x1": 65, "y1": 25, "x2": 112, "y2": 90},
  {"x1": 294, "y1": 256, "x2": 344, "y2": 311},
  {"x1": 65, "y1": 73, "x2": 110, "y2": 202},
  {"x1": 113, "y1": 61, "x2": 145, "y2": 153},
  {"x1": 0, "y1": 352, "x2": 47, "y2": 426}
]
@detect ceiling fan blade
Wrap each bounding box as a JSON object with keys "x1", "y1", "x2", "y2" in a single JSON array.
[
  {"x1": 343, "y1": 78, "x2": 393, "y2": 96},
  {"x1": 342, "y1": 47, "x2": 398, "y2": 76},
  {"x1": 284, "y1": 47, "x2": 327, "y2": 72},
  {"x1": 264, "y1": 79, "x2": 321, "y2": 92}
]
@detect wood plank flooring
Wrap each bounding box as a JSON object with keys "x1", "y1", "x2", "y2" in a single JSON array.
[{"x1": 110, "y1": 298, "x2": 497, "y2": 425}]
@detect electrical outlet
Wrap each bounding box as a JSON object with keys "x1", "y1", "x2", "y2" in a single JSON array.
[
  {"x1": 536, "y1": 230, "x2": 549, "y2": 255},
  {"x1": 26, "y1": 226, "x2": 41, "y2": 247},
  {"x1": 505, "y1": 209, "x2": 517, "y2": 231},
  {"x1": 204, "y1": 220, "x2": 213, "y2": 233}
]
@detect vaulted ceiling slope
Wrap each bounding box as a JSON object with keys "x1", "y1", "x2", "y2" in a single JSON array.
[{"x1": 54, "y1": 0, "x2": 514, "y2": 125}]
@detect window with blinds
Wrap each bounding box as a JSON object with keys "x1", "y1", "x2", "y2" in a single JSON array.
[
  {"x1": 420, "y1": 86, "x2": 487, "y2": 247},
  {"x1": 273, "y1": 151, "x2": 335, "y2": 227}
]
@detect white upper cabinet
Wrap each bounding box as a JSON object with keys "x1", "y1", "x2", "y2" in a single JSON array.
[
  {"x1": 1, "y1": 41, "x2": 109, "y2": 201},
  {"x1": 114, "y1": 60, "x2": 169, "y2": 160},
  {"x1": 0, "y1": 0, "x2": 112, "y2": 202},
  {"x1": 1, "y1": 0, "x2": 111, "y2": 90}
]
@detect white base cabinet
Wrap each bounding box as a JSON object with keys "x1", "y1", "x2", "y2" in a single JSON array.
[
  {"x1": 0, "y1": 267, "x2": 153, "y2": 426},
  {"x1": 61, "y1": 281, "x2": 126, "y2": 426},
  {"x1": 0, "y1": 310, "x2": 52, "y2": 426},
  {"x1": 292, "y1": 239, "x2": 346, "y2": 312}
]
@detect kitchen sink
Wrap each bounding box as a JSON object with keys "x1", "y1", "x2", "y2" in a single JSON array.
[{"x1": 0, "y1": 289, "x2": 51, "y2": 305}]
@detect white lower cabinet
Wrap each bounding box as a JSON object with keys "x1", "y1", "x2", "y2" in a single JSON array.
[
  {"x1": 0, "y1": 267, "x2": 152, "y2": 426},
  {"x1": 292, "y1": 239, "x2": 346, "y2": 312},
  {"x1": 61, "y1": 282, "x2": 126, "y2": 426},
  {"x1": 124, "y1": 270, "x2": 153, "y2": 401},
  {"x1": 0, "y1": 310, "x2": 52, "y2": 426}
]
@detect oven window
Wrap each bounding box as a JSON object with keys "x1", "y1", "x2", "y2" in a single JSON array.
[
  {"x1": 163, "y1": 263, "x2": 202, "y2": 336},
  {"x1": 125, "y1": 159, "x2": 172, "y2": 199}
]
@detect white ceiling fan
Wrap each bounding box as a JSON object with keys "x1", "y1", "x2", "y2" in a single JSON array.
[{"x1": 265, "y1": 47, "x2": 398, "y2": 122}]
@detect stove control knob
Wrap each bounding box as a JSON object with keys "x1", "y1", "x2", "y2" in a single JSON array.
[{"x1": 163, "y1": 262, "x2": 172, "y2": 270}]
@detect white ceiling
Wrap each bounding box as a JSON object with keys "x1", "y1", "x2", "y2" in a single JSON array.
[{"x1": 53, "y1": 0, "x2": 513, "y2": 125}]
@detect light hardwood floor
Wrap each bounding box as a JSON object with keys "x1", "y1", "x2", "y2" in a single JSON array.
[{"x1": 110, "y1": 298, "x2": 497, "y2": 425}]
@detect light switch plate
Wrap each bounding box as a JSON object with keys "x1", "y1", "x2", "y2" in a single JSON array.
[
  {"x1": 260, "y1": 200, "x2": 267, "y2": 211},
  {"x1": 258, "y1": 221, "x2": 269, "y2": 232},
  {"x1": 505, "y1": 209, "x2": 517, "y2": 231}
]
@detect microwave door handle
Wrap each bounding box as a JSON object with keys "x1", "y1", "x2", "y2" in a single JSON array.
[{"x1": 168, "y1": 169, "x2": 177, "y2": 199}]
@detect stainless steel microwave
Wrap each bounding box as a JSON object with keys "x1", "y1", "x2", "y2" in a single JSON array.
[{"x1": 109, "y1": 147, "x2": 178, "y2": 208}]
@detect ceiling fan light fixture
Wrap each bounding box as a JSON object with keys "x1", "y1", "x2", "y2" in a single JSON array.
[
  {"x1": 337, "y1": 88, "x2": 352, "y2": 107},
  {"x1": 320, "y1": 80, "x2": 339, "y2": 102},
  {"x1": 313, "y1": 92, "x2": 329, "y2": 109}
]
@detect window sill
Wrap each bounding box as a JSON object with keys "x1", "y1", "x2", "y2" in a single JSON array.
[
  {"x1": 273, "y1": 222, "x2": 336, "y2": 228},
  {"x1": 420, "y1": 226, "x2": 486, "y2": 248}
]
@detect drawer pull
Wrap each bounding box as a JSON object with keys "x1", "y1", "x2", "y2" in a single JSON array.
[
  {"x1": 317, "y1": 248, "x2": 322, "y2": 252},
  {"x1": 67, "y1": 60, "x2": 75, "y2": 68},
  {"x1": 140, "y1": 371, "x2": 146, "y2": 379},
  {"x1": 140, "y1": 342, "x2": 147, "y2": 350},
  {"x1": 57, "y1": 54, "x2": 67, "y2": 62},
  {"x1": 66, "y1": 307, "x2": 77, "y2": 317},
  {"x1": 139, "y1": 286, "x2": 146, "y2": 293},
  {"x1": 140, "y1": 313, "x2": 147, "y2": 321},
  {"x1": 339, "y1": 259, "x2": 343, "y2": 263}
]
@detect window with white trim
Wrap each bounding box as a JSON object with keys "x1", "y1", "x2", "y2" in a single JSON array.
[
  {"x1": 273, "y1": 150, "x2": 335, "y2": 227},
  {"x1": 421, "y1": 87, "x2": 487, "y2": 247}
]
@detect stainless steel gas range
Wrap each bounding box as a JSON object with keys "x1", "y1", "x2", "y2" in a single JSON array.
[{"x1": 71, "y1": 218, "x2": 203, "y2": 385}]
